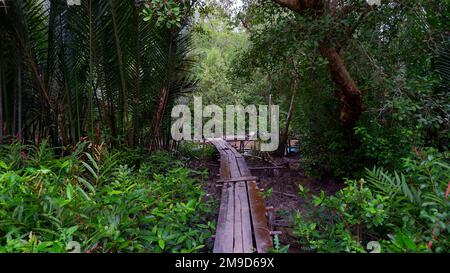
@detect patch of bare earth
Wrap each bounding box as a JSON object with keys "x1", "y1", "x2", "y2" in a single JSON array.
[{"x1": 244, "y1": 154, "x2": 342, "y2": 252}]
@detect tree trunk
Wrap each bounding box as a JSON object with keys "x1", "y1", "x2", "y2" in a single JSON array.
[
  {"x1": 0, "y1": 58, "x2": 3, "y2": 144},
  {"x1": 276, "y1": 75, "x2": 298, "y2": 156},
  {"x1": 149, "y1": 86, "x2": 168, "y2": 152},
  {"x1": 320, "y1": 43, "x2": 362, "y2": 127},
  {"x1": 149, "y1": 29, "x2": 177, "y2": 152},
  {"x1": 272, "y1": 0, "x2": 364, "y2": 127},
  {"x1": 87, "y1": 0, "x2": 95, "y2": 140},
  {"x1": 111, "y1": 0, "x2": 131, "y2": 146},
  {"x1": 17, "y1": 62, "x2": 22, "y2": 141},
  {"x1": 12, "y1": 85, "x2": 17, "y2": 138},
  {"x1": 131, "y1": 7, "x2": 142, "y2": 147},
  {"x1": 272, "y1": 0, "x2": 325, "y2": 13}
]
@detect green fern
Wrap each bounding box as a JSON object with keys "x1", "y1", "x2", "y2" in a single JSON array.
[{"x1": 365, "y1": 167, "x2": 421, "y2": 205}]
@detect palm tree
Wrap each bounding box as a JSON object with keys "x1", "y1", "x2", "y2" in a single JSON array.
[{"x1": 0, "y1": 0, "x2": 196, "y2": 148}]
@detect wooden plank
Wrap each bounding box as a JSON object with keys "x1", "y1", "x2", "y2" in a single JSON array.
[
  {"x1": 224, "y1": 147, "x2": 239, "y2": 252},
  {"x1": 219, "y1": 155, "x2": 230, "y2": 178},
  {"x1": 248, "y1": 166, "x2": 285, "y2": 170},
  {"x1": 247, "y1": 180, "x2": 273, "y2": 253},
  {"x1": 232, "y1": 183, "x2": 244, "y2": 252},
  {"x1": 228, "y1": 146, "x2": 254, "y2": 253},
  {"x1": 213, "y1": 183, "x2": 236, "y2": 253},
  {"x1": 236, "y1": 154, "x2": 272, "y2": 253},
  {"x1": 226, "y1": 150, "x2": 241, "y2": 179},
  {"x1": 211, "y1": 139, "x2": 234, "y2": 253},
  {"x1": 235, "y1": 155, "x2": 259, "y2": 253},
  {"x1": 221, "y1": 183, "x2": 235, "y2": 252},
  {"x1": 213, "y1": 185, "x2": 232, "y2": 252},
  {"x1": 236, "y1": 157, "x2": 251, "y2": 176},
  {"x1": 216, "y1": 176, "x2": 259, "y2": 183},
  {"x1": 228, "y1": 144, "x2": 244, "y2": 159},
  {"x1": 224, "y1": 149, "x2": 252, "y2": 253},
  {"x1": 235, "y1": 181, "x2": 254, "y2": 253}
]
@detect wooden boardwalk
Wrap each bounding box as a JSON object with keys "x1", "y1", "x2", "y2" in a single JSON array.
[{"x1": 208, "y1": 138, "x2": 272, "y2": 253}]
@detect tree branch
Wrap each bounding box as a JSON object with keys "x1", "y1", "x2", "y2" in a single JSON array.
[
  {"x1": 272, "y1": 0, "x2": 325, "y2": 13},
  {"x1": 345, "y1": 6, "x2": 374, "y2": 39},
  {"x1": 272, "y1": 0, "x2": 303, "y2": 12}
]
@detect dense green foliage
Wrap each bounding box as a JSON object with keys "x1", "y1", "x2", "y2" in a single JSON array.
[
  {"x1": 227, "y1": 0, "x2": 449, "y2": 253},
  {"x1": 0, "y1": 0, "x2": 196, "y2": 148},
  {"x1": 0, "y1": 0, "x2": 448, "y2": 254},
  {"x1": 294, "y1": 148, "x2": 449, "y2": 253},
  {"x1": 236, "y1": 0, "x2": 449, "y2": 177},
  {"x1": 191, "y1": 5, "x2": 262, "y2": 107},
  {"x1": 177, "y1": 142, "x2": 217, "y2": 161},
  {"x1": 0, "y1": 141, "x2": 215, "y2": 253}
]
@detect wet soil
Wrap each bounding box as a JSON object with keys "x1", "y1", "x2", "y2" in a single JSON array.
[{"x1": 245, "y1": 154, "x2": 342, "y2": 252}]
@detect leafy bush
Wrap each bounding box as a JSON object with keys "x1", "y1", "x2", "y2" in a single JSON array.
[
  {"x1": 0, "y1": 141, "x2": 216, "y2": 253},
  {"x1": 355, "y1": 123, "x2": 416, "y2": 171},
  {"x1": 177, "y1": 142, "x2": 217, "y2": 161},
  {"x1": 293, "y1": 148, "x2": 449, "y2": 253},
  {"x1": 294, "y1": 180, "x2": 388, "y2": 253},
  {"x1": 146, "y1": 150, "x2": 185, "y2": 176},
  {"x1": 269, "y1": 235, "x2": 289, "y2": 253}
]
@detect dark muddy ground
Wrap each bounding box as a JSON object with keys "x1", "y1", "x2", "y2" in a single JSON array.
[
  {"x1": 187, "y1": 147, "x2": 343, "y2": 253},
  {"x1": 245, "y1": 154, "x2": 342, "y2": 252}
]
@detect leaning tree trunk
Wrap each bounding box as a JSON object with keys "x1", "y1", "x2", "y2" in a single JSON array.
[
  {"x1": 149, "y1": 29, "x2": 177, "y2": 153},
  {"x1": 272, "y1": 0, "x2": 364, "y2": 128},
  {"x1": 320, "y1": 43, "x2": 362, "y2": 127},
  {"x1": 149, "y1": 86, "x2": 168, "y2": 152},
  {"x1": 276, "y1": 74, "x2": 298, "y2": 156}
]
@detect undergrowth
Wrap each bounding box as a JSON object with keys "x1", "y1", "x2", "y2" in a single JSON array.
[
  {"x1": 293, "y1": 148, "x2": 449, "y2": 253},
  {"x1": 0, "y1": 141, "x2": 216, "y2": 253}
]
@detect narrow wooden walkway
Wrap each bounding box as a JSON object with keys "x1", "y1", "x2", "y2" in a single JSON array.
[{"x1": 208, "y1": 138, "x2": 272, "y2": 253}]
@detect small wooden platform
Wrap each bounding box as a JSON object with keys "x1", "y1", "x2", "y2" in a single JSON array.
[{"x1": 208, "y1": 138, "x2": 272, "y2": 253}]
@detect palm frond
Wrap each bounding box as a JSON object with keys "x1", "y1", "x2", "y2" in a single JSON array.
[{"x1": 365, "y1": 167, "x2": 421, "y2": 205}]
